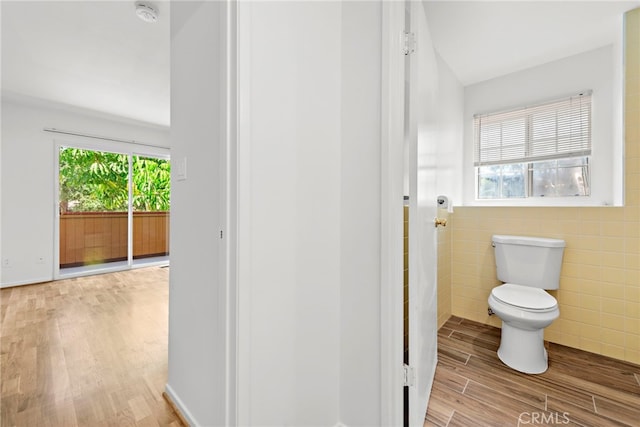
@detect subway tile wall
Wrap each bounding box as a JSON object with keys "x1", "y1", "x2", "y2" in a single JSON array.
[
  {"x1": 437, "y1": 209, "x2": 452, "y2": 328},
  {"x1": 445, "y1": 8, "x2": 640, "y2": 365}
]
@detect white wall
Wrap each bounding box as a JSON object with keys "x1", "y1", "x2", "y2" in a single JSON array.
[
  {"x1": 339, "y1": 1, "x2": 382, "y2": 425},
  {"x1": 236, "y1": 1, "x2": 383, "y2": 426},
  {"x1": 238, "y1": 3, "x2": 341, "y2": 422},
  {"x1": 462, "y1": 45, "x2": 621, "y2": 206},
  {"x1": 435, "y1": 53, "x2": 464, "y2": 207},
  {"x1": 0, "y1": 95, "x2": 169, "y2": 287},
  {"x1": 166, "y1": 2, "x2": 229, "y2": 426}
]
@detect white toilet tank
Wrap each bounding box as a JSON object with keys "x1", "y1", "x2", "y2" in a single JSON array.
[{"x1": 493, "y1": 235, "x2": 565, "y2": 290}]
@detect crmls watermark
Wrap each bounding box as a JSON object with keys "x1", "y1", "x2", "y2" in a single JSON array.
[{"x1": 518, "y1": 411, "x2": 571, "y2": 425}]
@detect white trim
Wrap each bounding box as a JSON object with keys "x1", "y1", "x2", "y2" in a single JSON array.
[
  {"x1": 236, "y1": 1, "x2": 252, "y2": 424},
  {"x1": 0, "y1": 276, "x2": 52, "y2": 289},
  {"x1": 223, "y1": 0, "x2": 238, "y2": 425},
  {"x1": 380, "y1": 1, "x2": 405, "y2": 426},
  {"x1": 44, "y1": 128, "x2": 168, "y2": 150},
  {"x1": 52, "y1": 135, "x2": 169, "y2": 159},
  {"x1": 53, "y1": 143, "x2": 62, "y2": 281},
  {"x1": 465, "y1": 195, "x2": 609, "y2": 207},
  {"x1": 57, "y1": 263, "x2": 130, "y2": 280},
  {"x1": 127, "y1": 155, "x2": 134, "y2": 266},
  {"x1": 164, "y1": 384, "x2": 201, "y2": 427}
]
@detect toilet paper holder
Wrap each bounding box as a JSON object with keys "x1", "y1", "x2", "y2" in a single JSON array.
[{"x1": 437, "y1": 195, "x2": 453, "y2": 213}]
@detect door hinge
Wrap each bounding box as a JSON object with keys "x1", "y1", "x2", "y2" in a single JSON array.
[
  {"x1": 403, "y1": 32, "x2": 416, "y2": 55},
  {"x1": 403, "y1": 364, "x2": 416, "y2": 387}
]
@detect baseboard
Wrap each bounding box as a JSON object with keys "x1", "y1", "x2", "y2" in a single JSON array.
[
  {"x1": 163, "y1": 384, "x2": 200, "y2": 427},
  {"x1": 0, "y1": 276, "x2": 52, "y2": 289}
]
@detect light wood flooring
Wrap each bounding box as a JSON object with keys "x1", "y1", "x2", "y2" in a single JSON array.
[
  {"x1": 4, "y1": 272, "x2": 640, "y2": 427},
  {"x1": 427, "y1": 316, "x2": 640, "y2": 427},
  {"x1": 0, "y1": 267, "x2": 183, "y2": 427}
]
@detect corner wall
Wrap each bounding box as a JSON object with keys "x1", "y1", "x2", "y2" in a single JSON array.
[
  {"x1": 166, "y1": 2, "x2": 228, "y2": 425},
  {"x1": 170, "y1": 1, "x2": 386, "y2": 425}
]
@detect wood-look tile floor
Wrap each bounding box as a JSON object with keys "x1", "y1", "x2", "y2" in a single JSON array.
[
  {"x1": 426, "y1": 316, "x2": 640, "y2": 427},
  {"x1": 0, "y1": 267, "x2": 183, "y2": 427}
]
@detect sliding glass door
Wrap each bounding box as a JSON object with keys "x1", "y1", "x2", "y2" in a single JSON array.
[
  {"x1": 59, "y1": 147, "x2": 129, "y2": 271},
  {"x1": 132, "y1": 155, "x2": 171, "y2": 266},
  {"x1": 57, "y1": 145, "x2": 170, "y2": 276}
]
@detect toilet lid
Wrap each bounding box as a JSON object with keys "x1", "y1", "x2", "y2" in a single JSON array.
[{"x1": 492, "y1": 284, "x2": 557, "y2": 310}]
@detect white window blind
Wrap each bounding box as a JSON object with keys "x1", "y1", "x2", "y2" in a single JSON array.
[{"x1": 473, "y1": 91, "x2": 592, "y2": 167}]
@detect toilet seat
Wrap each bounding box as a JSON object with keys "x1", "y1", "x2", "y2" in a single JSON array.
[{"x1": 491, "y1": 284, "x2": 557, "y2": 311}]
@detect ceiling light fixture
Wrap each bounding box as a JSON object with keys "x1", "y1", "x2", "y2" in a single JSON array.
[{"x1": 135, "y1": 1, "x2": 158, "y2": 23}]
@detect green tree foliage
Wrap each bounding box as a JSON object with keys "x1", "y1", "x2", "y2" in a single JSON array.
[
  {"x1": 59, "y1": 147, "x2": 170, "y2": 212},
  {"x1": 132, "y1": 155, "x2": 171, "y2": 211}
]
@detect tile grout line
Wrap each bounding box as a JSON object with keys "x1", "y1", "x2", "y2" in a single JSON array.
[
  {"x1": 445, "y1": 410, "x2": 454, "y2": 427},
  {"x1": 461, "y1": 378, "x2": 470, "y2": 394},
  {"x1": 444, "y1": 409, "x2": 456, "y2": 427}
]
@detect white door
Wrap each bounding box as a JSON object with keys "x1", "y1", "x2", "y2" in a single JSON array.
[{"x1": 407, "y1": 0, "x2": 439, "y2": 425}]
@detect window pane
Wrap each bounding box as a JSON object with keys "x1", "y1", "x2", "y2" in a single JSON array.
[
  {"x1": 478, "y1": 166, "x2": 500, "y2": 199},
  {"x1": 478, "y1": 163, "x2": 526, "y2": 199},
  {"x1": 531, "y1": 157, "x2": 590, "y2": 197},
  {"x1": 501, "y1": 163, "x2": 526, "y2": 198},
  {"x1": 132, "y1": 156, "x2": 171, "y2": 261}
]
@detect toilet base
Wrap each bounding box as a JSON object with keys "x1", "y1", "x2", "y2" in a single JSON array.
[{"x1": 497, "y1": 322, "x2": 548, "y2": 374}]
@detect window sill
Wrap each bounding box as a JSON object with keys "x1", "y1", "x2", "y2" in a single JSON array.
[{"x1": 462, "y1": 197, "x2": 622, "y2": 208}]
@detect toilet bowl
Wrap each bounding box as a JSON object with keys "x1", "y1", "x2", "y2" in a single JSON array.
[
  {"x1": 488, "y1": 284, "x2": 559, "y2": 374},
  {"x1": 489, "y1": 235, "x2": 565, "y2": 374}
]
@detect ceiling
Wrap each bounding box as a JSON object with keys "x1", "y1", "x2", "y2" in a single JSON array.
[
  {"x1": 424, "y1": 0, "x2": 640, "y2": 86},
  {"x1": 1, "y1": 1, "x2": 639, "y2": 127},
  {"x1": 1, "y1": 1, "x2": 170, "y2": 127}
]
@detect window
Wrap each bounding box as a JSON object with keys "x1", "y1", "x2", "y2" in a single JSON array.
[{"x1": 474, "y1": 91, "x2": 592, "y2": 199}]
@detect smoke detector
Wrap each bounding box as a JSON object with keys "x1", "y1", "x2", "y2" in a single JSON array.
[{"x1": 135, "y1": 1, "x2": 158, "y2": 23}]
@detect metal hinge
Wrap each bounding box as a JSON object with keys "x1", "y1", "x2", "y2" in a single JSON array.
[
  {"x1": 403, "y1": 32, "x2": 416, "y2": 55},
  {"x1": 403, "y1": 364, "x2": 415, "y2": 387}
]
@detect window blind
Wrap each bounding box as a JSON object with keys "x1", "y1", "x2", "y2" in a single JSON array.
[{"x1": 473, "y1": 91, "x2": 592, "y2": 167}]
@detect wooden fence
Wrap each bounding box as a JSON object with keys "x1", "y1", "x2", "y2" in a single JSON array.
[{"x1": 60, "y1": 211, "x2": 169, "y2": 268}]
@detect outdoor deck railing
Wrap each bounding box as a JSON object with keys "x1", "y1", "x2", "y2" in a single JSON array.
[{"x1": 59, "y1": 211, "x2": 169, "y2": 268}]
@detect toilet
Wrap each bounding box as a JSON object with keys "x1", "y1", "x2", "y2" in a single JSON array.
[{"x1": 488, "y1": 235, "x2": 565, "y2": 374}]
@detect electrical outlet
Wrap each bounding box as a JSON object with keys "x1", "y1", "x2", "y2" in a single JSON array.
[
  {"x1": 2, "y1": 258, "x2": 11, "y2": 268},
  {"x1": 36, "y1": 256, "x2": 45, "y2": 264}
]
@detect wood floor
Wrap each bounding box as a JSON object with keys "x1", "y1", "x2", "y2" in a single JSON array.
[
  {"x1": 0, "y1": 267, "x2": 183, "y2": 427},
  {"x1": 4, "y1": 272, "x2": 640, "y2": 427},
  {"x1": 427, "y1": 316, "x2": 640, "y2": 427}
]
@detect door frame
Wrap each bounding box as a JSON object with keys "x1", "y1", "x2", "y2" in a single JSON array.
[{"x1": 380, "y1": 1, "x2": 407, "y2": 425}]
